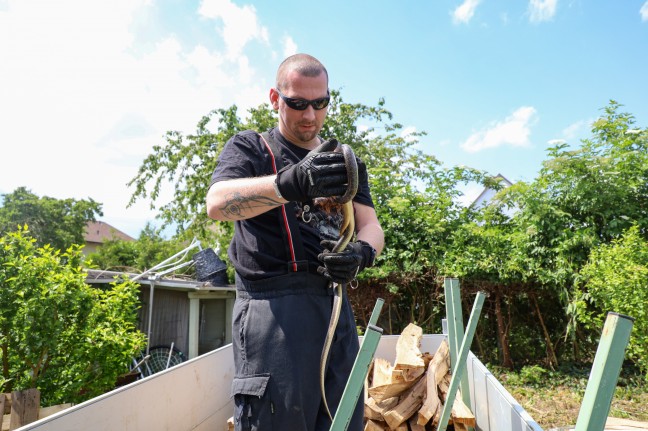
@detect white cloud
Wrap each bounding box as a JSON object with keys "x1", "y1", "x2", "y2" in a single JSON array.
[
  {"x1": 401, "y1": 126, "x2": 418, "y2": 143},
  {"x1": 528, "y1": 0, "x2": 558, "y2": 23},
  {"x1": 461, "y1": 107, "x2": 537, "y2": 153},
  {"x1": 0, "y1": 0, "x2": 279, "y2": 237},
  {"x1": 198, "y1": 0, "x2": 269, "y2": 60},
  {"x1": 452, "y1": 0, "x2": 481, "y2": 24},
  {"x1": 547, "y1": 139, "x2": 566, "y2": 146},
  {"x1": 561, "y1": 119, "x2": 591, "y2": 140},
  {"x1": 641, "y1": 1, "x2": 648, "y2": 22},
  {"x1": 282, "y1": 35, "x2": 298, "y2": 59}
]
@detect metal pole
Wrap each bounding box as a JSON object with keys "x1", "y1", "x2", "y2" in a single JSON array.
[
  {"x1": 145, "y1": 278, "x2": 156, "y2": 355},
  {"x1": 444, "y1": 277, "x2": 472, "y2": 409},
  {"x1": 438, "y1": 291, "x2": 486, "y2": 431},
  {"x1": 574, "y1": 312, "x2": 634, "y2": 431},
  {"x1": 330, "y1": 298, "x2": 384, "y2": 431}
]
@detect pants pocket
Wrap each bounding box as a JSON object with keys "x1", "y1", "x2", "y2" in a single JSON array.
[{"x1": 231, "y1": 374, "x2": 272, "y2": 431}]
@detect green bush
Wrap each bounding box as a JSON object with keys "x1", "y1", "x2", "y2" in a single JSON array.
[
  {"x1": 575, "y1": 225, "x2": 648, "y2": 376},
  {"x1": 0, "y1": 226, "x2": 146, "y2": 405}
]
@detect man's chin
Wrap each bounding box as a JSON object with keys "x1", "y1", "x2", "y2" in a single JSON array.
[{"x1": 294, "y1": 129, "x2": 318, "y2": 143}]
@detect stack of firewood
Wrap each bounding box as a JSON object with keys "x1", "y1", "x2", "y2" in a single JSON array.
[{"x1": 364, "y1": 323, "x2": 475, "y2": 431}]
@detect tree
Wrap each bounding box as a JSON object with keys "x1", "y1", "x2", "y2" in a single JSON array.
[
  {"x1": 0, "y1": 226, "x2": 146, "y2": 405},
  {"x1": 0, "y1": 187, "x2": 102, "y2": 251}
]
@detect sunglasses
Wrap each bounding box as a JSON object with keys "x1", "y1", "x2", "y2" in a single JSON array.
[{"x1": 276, "y1": 89, "x2": 330, "y2": 111}]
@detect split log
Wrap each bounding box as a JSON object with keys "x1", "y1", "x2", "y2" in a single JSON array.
[
  {"x1": 364, "y1": 419, "x2": 386, "y2": 431},
  {"x1": 408, "y1": 416, "x2": 426, "y2": 431},
  {"x1": 372, "y1": 357, "x2": 393, "y2": 387},
  {"x1": 382, "y1": 376, "x2": 426, "y2": 429},
  {"x1": 451, "y1": 389, "x2": 476, "y2": 427},
  {"x1": 417, "y1": 339, "x2": 450, "y2": 425},
  {"x1": 393, "y1": 323, "x2": 425, "y2": 382},
  {"x1": 365, "y1": 396, "x2": 399, "y2": 421}
]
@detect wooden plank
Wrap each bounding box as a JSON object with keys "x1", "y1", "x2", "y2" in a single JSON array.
[{"x1": 10, "y1": 389, "x2": 40, "y2": 430}]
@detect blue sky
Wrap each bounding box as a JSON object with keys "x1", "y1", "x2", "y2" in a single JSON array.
[{"x1": 1, "y1": 0, "x2": 647, "y2": 238}]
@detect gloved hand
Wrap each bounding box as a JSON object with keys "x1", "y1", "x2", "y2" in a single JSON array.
[
  {"x1": 275, "y1": 139, "x2": 348, "y2": 202},
  {"x1": 317, "y1": 239, "x2": 376, "y2": 284}
]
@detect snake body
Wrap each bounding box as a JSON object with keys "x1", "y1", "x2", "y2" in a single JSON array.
[{"x1": 319, "y1": 142, "x2": 358, "y2": 420}]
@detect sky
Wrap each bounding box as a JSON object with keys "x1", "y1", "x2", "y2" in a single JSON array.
[{"x1": 1, "y1": 0, "x2": 647, "y2": 239}]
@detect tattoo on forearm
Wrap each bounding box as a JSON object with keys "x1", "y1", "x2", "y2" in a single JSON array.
[{"x1": 220, "y1": 192, "x2": 282, "y2": 219}]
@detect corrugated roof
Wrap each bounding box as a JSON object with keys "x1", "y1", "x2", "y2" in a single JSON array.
[{"x1": 84, "y1": 221, "x2": 134, "y2": 243}]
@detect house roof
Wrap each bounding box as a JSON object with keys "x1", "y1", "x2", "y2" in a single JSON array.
[
  {"x1": 84, "y1": 221, "x2": 134, "y2": 244},
  {"x1": 471, "y1": 173, "x2": 513, "y2": 207}
]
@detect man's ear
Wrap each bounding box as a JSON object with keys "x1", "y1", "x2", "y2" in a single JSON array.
[{"x1": 269, "y1": 88, "x2": 279, "y2": 110}]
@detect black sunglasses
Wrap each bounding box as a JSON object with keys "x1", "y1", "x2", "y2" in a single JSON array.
[{"x1": 276, "y1": 89, "x2": 330, "y2": 111}]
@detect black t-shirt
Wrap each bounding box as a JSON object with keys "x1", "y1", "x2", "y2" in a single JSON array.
[{"x1": 210, "y1": 128, "x2": 374, "y2": 281}]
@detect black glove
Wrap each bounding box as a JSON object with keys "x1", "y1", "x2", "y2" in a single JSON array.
[
  {"x1": 275, "y1": 139, "x2": 348, "y2": 202},
  {"x1": 317, "y1": 239, "x2": 376, "y2": 284}
]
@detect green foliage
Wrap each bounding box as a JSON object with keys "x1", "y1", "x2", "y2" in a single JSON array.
[
  {"x1": 0, "y1": 227, "x2": 146, "y2": 405},
  {"x1": 575, "y1": 226, "x2": 648, "y2": 374},
  {"x1": 0, "y1": 187, "x2": 102, "y2": 252}
]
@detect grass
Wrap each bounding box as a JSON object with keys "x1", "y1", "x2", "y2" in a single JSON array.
[{"x1": 492, "y1": 364, "x2": 648, "y2": 429}]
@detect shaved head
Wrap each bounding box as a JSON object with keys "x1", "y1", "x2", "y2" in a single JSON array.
[{"x1": 276, "y1": 54, "x2": 328, "y2": 91}]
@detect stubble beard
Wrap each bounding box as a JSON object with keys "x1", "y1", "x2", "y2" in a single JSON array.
[{"x1": 292, "y1": 123, "x2": 320, "y2": 144}]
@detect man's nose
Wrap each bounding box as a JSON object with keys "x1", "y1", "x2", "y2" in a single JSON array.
[{"x1": 301, "y1": 105, "x2": 316, "y2": 120}]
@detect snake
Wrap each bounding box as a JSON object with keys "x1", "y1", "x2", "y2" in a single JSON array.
[{"x1": 318, "y1": 142, "x2": 359, "y2": 421}]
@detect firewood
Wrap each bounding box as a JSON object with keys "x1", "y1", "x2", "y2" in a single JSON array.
[
  {"x1": 393, "y1": 323, "x2": 425, "y2": 381},
  {"x1": 364, "y1": 418, "x2": 387, "y2": 431},
  {"x1": 395, "y1": 422, "x2": 408, "y2": 431},
  {"x1": 364, "y1": 324, "x2": 476, "y2": 430},
  {"x1": 372, "y1": 357, "x2": 393, "y2": 386},
  {"x1": 408, "y1": 416, "x2": 426, "y2": 431},
  {"x1": 368, "y1": 380, "x2": 416, "y2": 403},
  {"x1": 365, "y1": 396, "x2": 399, "y2": 421},
  {"x1": 451, "y1": 389, "x2": 476, "y2": 427},
  {"x1": 417, "y1": 339, "x2": 450, "y2": 425},
  {"x1": 382, "y1": 375, "x2": 426, "y2": 430}
]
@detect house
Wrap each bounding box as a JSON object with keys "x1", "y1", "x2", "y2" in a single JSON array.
[
  {"x1": 471, "y1": 174, "x2": 513, "y2": 208},
  {"x1": 471, "y1": 173, "x2": 518, "y2": 218},
  {"x1": 83, "y1": 221, "x2": 134, "y2": 255}
]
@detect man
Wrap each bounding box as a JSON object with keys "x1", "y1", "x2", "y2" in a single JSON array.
[{"x1": 206, "y1": 53, "x2": 384, "y2": 431}]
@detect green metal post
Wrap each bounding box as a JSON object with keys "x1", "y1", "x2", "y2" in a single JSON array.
[
  {"x1": 574, "y1": 312, "x2": 634, "y2": 431},
  {"x1": 444, "y1": 278, "x2": 472, "y2": 409},
  {"x1": 330, "y1": 298, "x2": 385, "y2": 431},
  {"x1": 438, "y1": 291, "x2": 486, "y2": 431}
]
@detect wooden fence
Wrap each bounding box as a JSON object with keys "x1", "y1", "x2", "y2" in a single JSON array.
[{"x1": 1, "y1": 390, "x2": 71, "y2": 431}]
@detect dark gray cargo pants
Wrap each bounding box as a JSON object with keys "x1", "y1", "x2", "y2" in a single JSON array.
[{"x1": 230, "y1": 272, "x2": 363, "y2": 431}]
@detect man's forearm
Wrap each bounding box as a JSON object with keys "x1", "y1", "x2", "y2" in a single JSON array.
[{"x1": 206, "y1": 176, "x2": 287, "y2": 221}]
